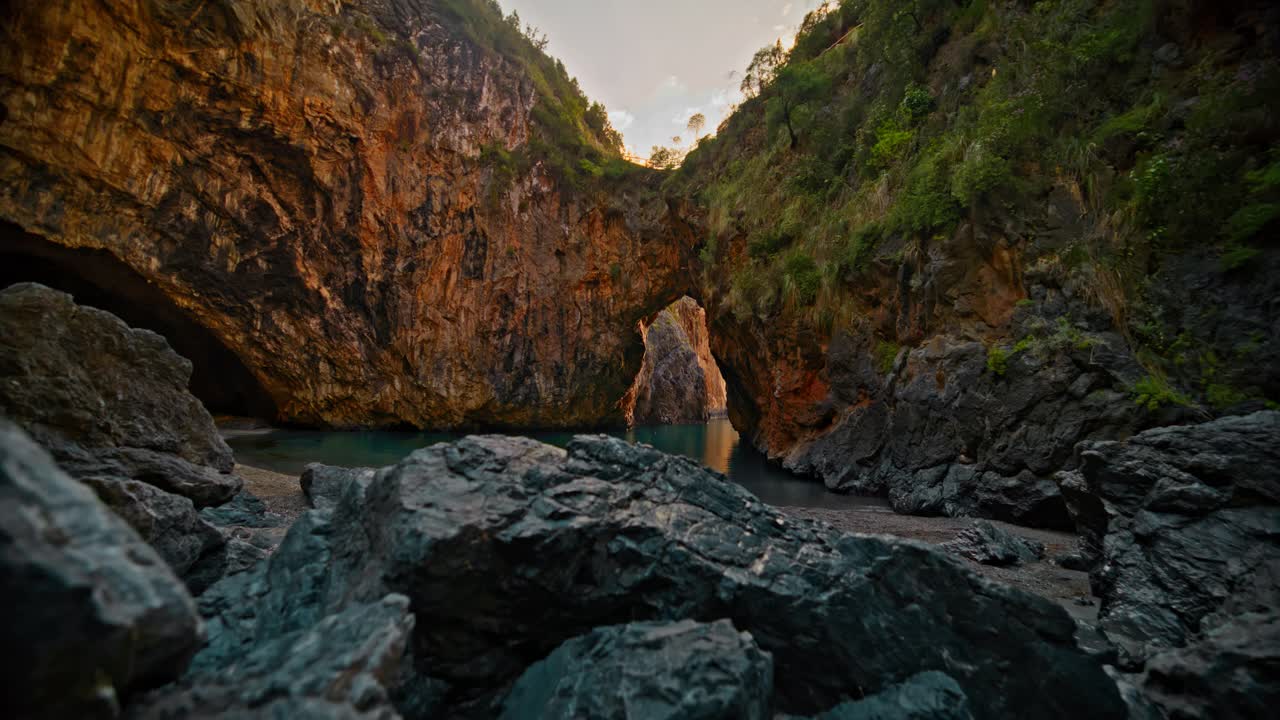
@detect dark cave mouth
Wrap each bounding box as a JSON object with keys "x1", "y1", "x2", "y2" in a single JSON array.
[{"x1": 0, "y1": 222, "x2": 279, "y2": 422}]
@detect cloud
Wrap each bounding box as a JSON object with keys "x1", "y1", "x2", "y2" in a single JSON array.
[
  {"x1": 782, "y1": 3, "x2": 794, "y2": 15},
  {"x1": 657, "y1": 75, "x2": 687, "y2": 94},
  {"x1": 608, "y1": 110, "x2": 635, "y2": 132}
]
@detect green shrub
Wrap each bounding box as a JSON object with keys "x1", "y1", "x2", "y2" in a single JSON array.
[
  {"x1": 1206, "y1": 383, "x2": 1248, "y2": 410},
  {"x1": 782, "y1": 250, "x2": 821, "y2": 306},
  {"x1": 1130, "y1": 375, "x2": 1191, "y2": 411},
  {"x1": 986, "y1": 345, "x2": 1010, "y2": 376},
  {"x1": 875, "y1": 340, "x2": 901, "y2": 374}
]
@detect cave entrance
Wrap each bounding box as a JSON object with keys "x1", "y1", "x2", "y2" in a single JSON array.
[
  {"x1": 624, "y1": 296, "x2": 728, "y2": 426},
  {"x1": 0, "y1": 222, "x2": 279, "y2": 421}
]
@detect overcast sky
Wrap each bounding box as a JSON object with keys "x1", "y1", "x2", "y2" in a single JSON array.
[{"x1": 500, "y1": 0, "x2": 824, "y2": 156}]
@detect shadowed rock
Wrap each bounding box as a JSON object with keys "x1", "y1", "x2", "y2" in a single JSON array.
[
  {"x1": 942, "y1": 520, "x2": 1045, "y2": 566},
  {"x1": 0, "y1": 420, "x2": 202, "y2": 717},
  {"x1": 0, "y1": 283, "x2": 241, "y2": 506},
  {"x1": 1056, "y1": 411, "x2": 1280, "y2": 667},
  {"x1": 82, "y1": 475, "x2": 225, "y2": 576},
  {"x1": 500, "y1": 619, "x2": 772, "y2": 720},
  {"x1": 303, "y1": 463, "x2": 376, "y2": 510},
  {"x1": 233, "y1": 434, "x2": 1124, "y2": 718},
  {"x1": 798, "y1": 671, "x2": 974, "y2": 720}
]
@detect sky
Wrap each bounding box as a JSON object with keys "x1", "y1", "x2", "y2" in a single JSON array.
[{"x1": 500, "y1": 0, "x2": 825, "y2": 157}]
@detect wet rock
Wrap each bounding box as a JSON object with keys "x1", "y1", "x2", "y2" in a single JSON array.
[
  {"x1": 302, "y1": 463, "x2": 376, "y2": 511},
  {"x1": 942, "y1": 520, "x2": 1045, "y2": 566},
  {"x1": 306, "y1": 435, "x2": 1123, "y2": 718},
  {"x1": 81, "y1": 475, "x2": 225, "y2": 576},
  {"x1": 500, "y1": 619, "x2": 772, "y2": 720},
  {"x1": 801, "y1": 671, "x2": 973, "y2": 720},
  {"x1": 1059, "y1": 411, "x2": 1280, "y2": 667},
  {"x1": 0, "y1": 420, "x2": 202, "y2": 717},
  {"x1": 0, "y1": 283, "x2": 241, "y2": 506}
]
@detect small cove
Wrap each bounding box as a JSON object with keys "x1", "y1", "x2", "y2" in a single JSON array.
[{"x1": 225, "y1": 417, "x2": 890, "y2": 511}]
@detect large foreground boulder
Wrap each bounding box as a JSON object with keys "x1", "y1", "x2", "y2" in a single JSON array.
[
  {"x1": 0, "y1": 421, "x2": 202, "y2": 717},
  {"x1": 220, "y1": 434, "x2": 1123, "y2": 718},
  {"x1": 0, "y1": 283, "x2": 241, "y2": 506},
  {"x1": 500, "y1": 619, "x2": 772, "y2": 720},
  {"x1": 1056, "y1": 411, "x2": 1280, "y2": 667}
]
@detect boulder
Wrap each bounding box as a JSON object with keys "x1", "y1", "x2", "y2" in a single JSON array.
[
  {"x1": 290, "y1": 435, "x2": 1123, "y2": 718},
  {"x1": 128, "y1": 595, "x2": 414, "y2": 720},
  {"x1": 941, "y1": 520, "x2": 1045, "y2": 566},
  {"x1": 1057, "y1": 411, "x2": 1280, "y2": 667},
  {"x1": 302, "y1": 463, "x2": 376, "y2": 510},
  {"x1": 628, "y1": 298, "x2": 727, "y2": 425},
  {"x1": 0, "y1": 420, "x2": 202, "y2": 717},
  {"x1": 500, "y1": 619, "x2": 772, "y2": 720},
  {"x1": 81, "y1": 476, "x2": 225, "y2": 576},
  {"x1": 0, "y1": 283, "x2": 240, "y2": 506},
  {"x1": 800, "y1": 671, "x2": 973, "y2": 720}
]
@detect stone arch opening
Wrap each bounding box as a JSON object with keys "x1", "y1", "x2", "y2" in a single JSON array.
[
  {"x1": 0, "y1": 222, "x2": 278, "y2": 421},
  {"x1": 623, "y1": 296, "x2": 728, "y2": 426}
]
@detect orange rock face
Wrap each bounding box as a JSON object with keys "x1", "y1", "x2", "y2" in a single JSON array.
[
  {"x1": 625, "y1": 297, "x2": 727, "y2": 425},
  {"x1": 0, "y1": 0, "x2": 697, "y2": 428}
]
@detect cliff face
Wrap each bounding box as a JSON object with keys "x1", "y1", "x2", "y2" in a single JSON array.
[
  {"x1": 677, "y1": 0, "x2": 1280, "y2": 526},
  {"x1": 0, "y1": 0, "x2": 696, "y2": 429},
  {"x1": 626, "y1": 296, "x2": 728, "y2": 425}
]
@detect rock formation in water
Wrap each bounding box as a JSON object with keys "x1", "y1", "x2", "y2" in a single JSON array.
[
  {"x1": 627, "y1": 296, "x2": 728, "y2": 425},
  {"x1": 0, "y1": 0, "x2": 695, "y2": 430}
]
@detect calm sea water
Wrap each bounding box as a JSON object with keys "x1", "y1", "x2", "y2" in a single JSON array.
[{"x1": 225, "y1": 418, "x2": 887, "y2": 510}]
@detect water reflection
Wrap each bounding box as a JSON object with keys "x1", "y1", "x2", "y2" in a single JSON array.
[{"x1": 225, "y1": 418, "x2": 886, "y2": 511}]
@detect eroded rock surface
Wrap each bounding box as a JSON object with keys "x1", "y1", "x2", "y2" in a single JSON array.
[
  {"x1": 303, "y1": 463, "x2": 377, "y2": 510},
  {"x1": 0, "y1": 283, "x2": 241, "y2": 506},
  {"x1": 0, "y1": 420, "x2": 202, "y2": 718},
  {"x1": 212, "y1": 434, "x2": 1125, "y2": 718},
  {"x1": 82, "y1": 476, "x2": 225, "y2": 577},
  {"x1": 1056, "y1": 411, "x2": 1280, "y2": 667},
  {"x1": 942, "y1": 520, "x2": 1045, "y2": 567},
  {"x1": 628, "y1": 297, "x2": 728, "y2": 425},
  {"x1": 500, "y1": 619, "x2": 772, "y2": 720},
  {"x1": 0, "y1": 0, "x2": 695, "y2": 431}
]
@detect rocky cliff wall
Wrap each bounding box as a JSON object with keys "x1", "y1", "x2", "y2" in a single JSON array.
[
  {"x1": 626, "y1": 296, "x2": 728, "y2": 425},
  {"x1": 0, "y1": 0, "x2": 696, "y2": 429}
]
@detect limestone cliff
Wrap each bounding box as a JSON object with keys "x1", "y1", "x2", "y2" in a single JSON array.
[{"x1": 0, "y1": 0, "x2": 696, "y2": 429}]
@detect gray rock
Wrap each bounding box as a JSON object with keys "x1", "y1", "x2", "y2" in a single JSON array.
[
  {"x1": 201, "y1": 490, "x2": 285, "y2": 529},
  {"x1": 805, "y1": 671, "x2": 973, "y2": 720},
  {"x1": 184, "y1": 536, "x2": 270, "y2": 596},
  {"x1": 130, "y1": 594, "x2": 413, "y2": 720},
  {"x1": 942, "y1": 520, "x2": 1045, "y2": 566},
  {"x1": 302, "y1": 463, "x2": 376, "y2": 510},
  {"x1": 500, "y1": 619, "x2": 772, "y2": 720},
  {"x1": 1059, "y1": 411, "x2": 1280, "y2": 667},
  {"x1": 81, "y1": 475, "x2": 225, "y2": 576},
  {"x1": 0, "y1": 283, "x2": 240, "y2": 506},
  {"x1": 0, "y1": 420, "x2": 202, "y2": 717},
  {"x1": 296, "y1": 435, "x2": 1123, "y2": 718}
]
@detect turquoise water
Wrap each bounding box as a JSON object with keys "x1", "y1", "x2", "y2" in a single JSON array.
[{"x1": 225, "y1": 418, "x2": 887, "y2": 510}]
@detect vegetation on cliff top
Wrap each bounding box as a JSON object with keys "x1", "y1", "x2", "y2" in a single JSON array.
[
  {"x1": 435, "y1": 0, "x2": 643, "y2": 191},
  {"x1": 671, "y1": 0, "x2": 1279, "y2": 410}
]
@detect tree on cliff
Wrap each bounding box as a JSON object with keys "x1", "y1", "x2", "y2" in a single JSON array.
[{"x1": 687, "y1": 113, "x2": 707, "y2": 141}]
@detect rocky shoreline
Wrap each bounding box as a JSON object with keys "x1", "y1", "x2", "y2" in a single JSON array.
[{"x1": 2, "y1": 283, "x2": 1276, "y2": 718}]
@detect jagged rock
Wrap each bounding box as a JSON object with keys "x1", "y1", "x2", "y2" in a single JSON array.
[
  {"x1": 184, "y1": 536, "x2": 270, "y2": 597},
  {"x1": 941, "y1": 520, "x2": 1045, "y2": 566},
  {"x1": 275, "y1": 434, "x2": 1123, "y2": 718},
  {"x1": 81, "y1": 476, "x2": 225, "y2": 576},
  {"x1": 130, "y1": 595, "x2": 413, "y2": 720},
  {"x1": 800, "y1": 671, "x2": 974, "y2": 720},
  {"x1": 0, "y1": 283, "x2": 241, "y2": 506},
  {"x1": 1056, "y1": 411, "x2": 1280, "y2": 667},
  {"x1": 500, "y1": 619, "x2": 772, "y2": 720},
  {"x1": 302, "y1": 463, "x2": 376, "y2": 510},
  {"x1": 627, "y1": 297, "x2": 727, "y2": 425},
  {"x1": 201, "y1": 490, "x2": 285, "y2": 529},
  {"x1": 0, "y1": 420, "x2": 202, "y2": 718}
]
